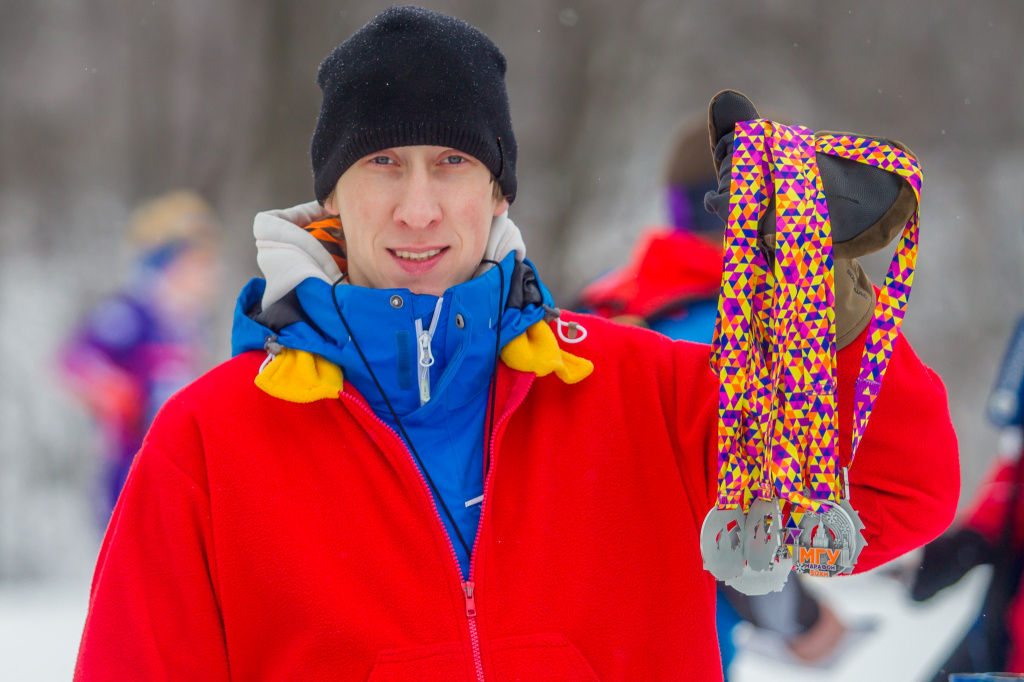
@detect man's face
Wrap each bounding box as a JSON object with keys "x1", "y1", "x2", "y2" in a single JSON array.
[{"x1": 325, "y1": 145, "x2": 509, "y2": 296}]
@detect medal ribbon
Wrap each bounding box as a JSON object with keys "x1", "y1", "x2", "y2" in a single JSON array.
[
  {"x1": 815, "y1": 135, "x2": 922, "y2": 456},
  {"x1": 711, "y1": 121, "x2": 769, "y2": 509},
  {"x1": 711, "y1": 123, "x2": 922, "y2": 515},
  {"x1": 766, "y1": 123, "x2": 832, "y2": 513}
]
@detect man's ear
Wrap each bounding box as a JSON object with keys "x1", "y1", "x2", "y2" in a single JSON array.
[
  {"x1": 324, "y1": 192, "x2": 338, "y2": 216},
  {"x1": 493, "y1": 196, "x2": 509, "y2": 216}
]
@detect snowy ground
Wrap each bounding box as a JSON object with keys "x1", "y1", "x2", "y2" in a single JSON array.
[
  {"x1": 731, "y1": 565, "x2": 992, "y2": 682},
  {"x1": 0, "y1": 565, "x2": 990, "y2": 681},
  {"x1": 0, "y1": 576, "x2": 90, "y2": 681}
]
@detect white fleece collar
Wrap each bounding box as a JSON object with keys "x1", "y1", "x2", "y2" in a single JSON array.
[{"x1": 254, "y1": 201, "x2": 527, "y2": 309}]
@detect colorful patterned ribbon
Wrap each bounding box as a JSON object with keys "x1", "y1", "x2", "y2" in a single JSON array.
[
  {"x1": 818, "y1": 135, "x2": 922, "y2": 456},
  {"x1": 711, "y1": 121, "x2": 922, "y2": 518}
]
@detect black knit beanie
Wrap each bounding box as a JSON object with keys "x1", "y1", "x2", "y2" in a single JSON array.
[{"x1": 311, "y1": 6, "x2": 517, "y2": 204}]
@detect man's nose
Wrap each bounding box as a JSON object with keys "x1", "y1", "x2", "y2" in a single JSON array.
[{"x1": 393, "y1": 169, "x2": 442, "y2": 230}]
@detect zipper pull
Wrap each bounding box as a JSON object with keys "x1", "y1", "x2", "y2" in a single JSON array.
[
  {"x1": 414, "y1": 297, "x2": 445, "y2": 406},
  {"x1": 462, "y1": 581, "x2": 477, "y2": 617},
  {"x1": 417, "y1": 330, "x2": 434, "y2": 404},
  {"x1": 417, "y1": 330, "x2": 435, "y2": 368}
]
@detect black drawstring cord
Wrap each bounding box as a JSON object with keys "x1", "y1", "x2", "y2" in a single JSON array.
[
  {"x1": 328, "y1": 259, "x2": 509, "y2": 563},
  {"x1": 329, "y1": 278, "x2": 472, "y2": 561},
  {"x1": 479, "y1": 258, "x2": 507, "y2": 480}
]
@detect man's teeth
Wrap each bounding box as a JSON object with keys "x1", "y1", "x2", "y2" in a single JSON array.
[{"x1": 394, "y1": 249, "x2": 442, "y2": 261}]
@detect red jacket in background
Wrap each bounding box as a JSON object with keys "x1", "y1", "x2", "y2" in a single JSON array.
[
  {"x1": 75, "y1": 313, "x2": 959, "y2": 681},
  {"x1": 966, "y1": 456, "x2": 1024, "y2": 671},
  {"x1": 579, "y1": 228, "x2": 723, "y2": 320}
]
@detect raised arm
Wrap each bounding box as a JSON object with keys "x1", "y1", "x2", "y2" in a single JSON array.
[
  {"x1": 697, "y1": 89, "x2": 959, "y2": 574},
  {"x1": 835, "y1": 325, "x2": 959, "y2": 571},
  {"x1": 671, "y1": 321, "x2": 959, "y2": 577}
]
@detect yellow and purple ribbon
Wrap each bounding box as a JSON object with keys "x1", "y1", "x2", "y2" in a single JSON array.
[{"x1": 710, "y1": 121, "x2": 922, "y2": 531}]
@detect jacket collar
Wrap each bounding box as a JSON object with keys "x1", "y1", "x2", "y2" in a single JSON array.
[
  {"x1": 233, "y1": 202, "x2": 548, "y2": 417},
  {"x1": 231, "y1": 202, "x2": 591, "y2": 409},
  {"x1": 297, "y1": 250, "x2": 541, "y2": 417}
]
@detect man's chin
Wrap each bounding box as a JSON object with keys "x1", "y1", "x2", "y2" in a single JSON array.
[
  {"x1": 390, "y1": 273, "x2": 450, "y2": 297},
  {"x1": 386, "y1": 265, "x2": 478, "y2": 297}
]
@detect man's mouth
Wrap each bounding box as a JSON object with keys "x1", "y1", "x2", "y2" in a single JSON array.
[{"x1": 391, "y1": 248, "x2": 446, "y2": 262}]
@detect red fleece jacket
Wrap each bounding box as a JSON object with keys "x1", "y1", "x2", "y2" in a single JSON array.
[{"x1": 75, "y1": 313, "x2": 959, "y2": 681}]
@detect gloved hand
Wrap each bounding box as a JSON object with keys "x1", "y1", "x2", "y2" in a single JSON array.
[
  {"x1": 834, "y1": 257, "x2": 874, "y2": 349},
  {"x1": 910, "y1": 528, "x2": 994, "y2": 602},
  {"x1": 703, "y1": 89, "x2": 919, "y2": 349}
]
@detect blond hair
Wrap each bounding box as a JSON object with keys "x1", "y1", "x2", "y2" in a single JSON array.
[{"x1": 129, "y1": 191, "x2": 218, "y2": 249}]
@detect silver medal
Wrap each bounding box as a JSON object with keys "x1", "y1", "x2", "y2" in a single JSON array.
[
  {"x1": 743, "y1": 497, "x2": 782, "y2": 572},
  {"x1": 793, "y1": 503, "x2": 856, "y2": 576},
  {"x1": 726, "y1": 546, "x2": 794, "y2": 595},
  {"x1": 839, "y1": 499, "x2": 867, "y2": 575},
  {"x1": 700, "y1": 507, "x2": 747, "y2": 580}
]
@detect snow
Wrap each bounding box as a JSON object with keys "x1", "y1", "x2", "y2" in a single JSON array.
[
  {"x1": 0, "y1": 578, "x2": 89, "y2": 681},
  {"x1": 731, "y1": 566, "x2": 992, "y2": 682}
]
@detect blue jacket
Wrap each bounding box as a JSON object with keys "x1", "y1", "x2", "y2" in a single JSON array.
[{"x1": 232, "y1": 251, "x2": 549, "y2": 576}]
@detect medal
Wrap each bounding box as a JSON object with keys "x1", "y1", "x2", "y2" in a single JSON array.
[
  {"x1": 839, "y1": 498, "x2": 867, "y2": 574},
  {"x1": 743, "y1": 497, "x2": 782, "y2": 572},
  {"x1": 700, "y1": 507, "x2": 747, "y2": 580},
  {"x1": 794, "y1": 502, "x2": 856, "y2": 576},
  {"x1": 726, "y1": 548, "x2": 794, "y2": 595},
  {"x1": 700, "y1": 118, "x2": 922, "y2": 594}
]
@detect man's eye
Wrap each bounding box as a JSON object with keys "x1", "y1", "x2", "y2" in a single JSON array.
[
  {"x1": 443, "y1": 155, "x2": 466, "y2": 165},
  {"x1": 371, "y1": 156, "x2": 393, "y2": 165}
]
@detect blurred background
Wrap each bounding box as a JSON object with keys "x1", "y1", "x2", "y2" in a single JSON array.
[{"x1": 2, "y1": 0, "x2": 1023, "y2": 679}]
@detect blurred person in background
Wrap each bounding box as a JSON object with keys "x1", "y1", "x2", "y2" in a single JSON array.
[
  {"x1": 579, "y1": 117, "x2": 723, "y2": 342},
  {"x1": 74, "y1": 9, "x2": 958, "y2": 680},
  {"x1": 578, "y1": 119, "x2": 858, "y2": 678},
  {"x1": 912, "y1": 311, "x2": 1024, "y2": 678},
  {"x1": 59, "y1": 191, "x2": 220, "y2": 521}
]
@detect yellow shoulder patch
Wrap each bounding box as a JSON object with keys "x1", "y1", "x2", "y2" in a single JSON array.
[
  {"x1": 255, "y1": 320, "x2": 591, "y2": 404},
  {"x1": 500, "y1": 321, "x2": 594, "y2": 384},
  {"x1": 254, "y1": 347, "x2": 344, "y2": 403}
]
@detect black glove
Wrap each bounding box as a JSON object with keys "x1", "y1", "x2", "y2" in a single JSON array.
[
  {"x1": 702, "y1": 90, "x2": 917, "y2": 260},
  {"x1": 703, "y1": 91, "x2": 762, "y2": 234},
  {"x1": 702, "y1": 89, "x2": 922, "y2": 348},
  {"x1": 911, "y1": 528, "x2": 995, "y2": 602}
]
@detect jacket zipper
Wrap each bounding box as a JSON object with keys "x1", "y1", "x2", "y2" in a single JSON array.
[
  {"x1": 415, "y1": 297, "x2": 445, "y2": 405},
  {"x1": 464, "y1": 373, "x2": 535, "y2": 682},
  {"x1": 340, "y1": 373, "x2": 534, "y2": 682},
  {"x1": 462, "y1": 580, "x2": 484, "y2": 680}
]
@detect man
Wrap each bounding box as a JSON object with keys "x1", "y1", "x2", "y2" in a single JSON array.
[
  {"x1": 580, "y1": 117, "x2": 723, "y2": 341},
  {"x1": 75, "y1": 7, "x2": 958, "y2": 680}
]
